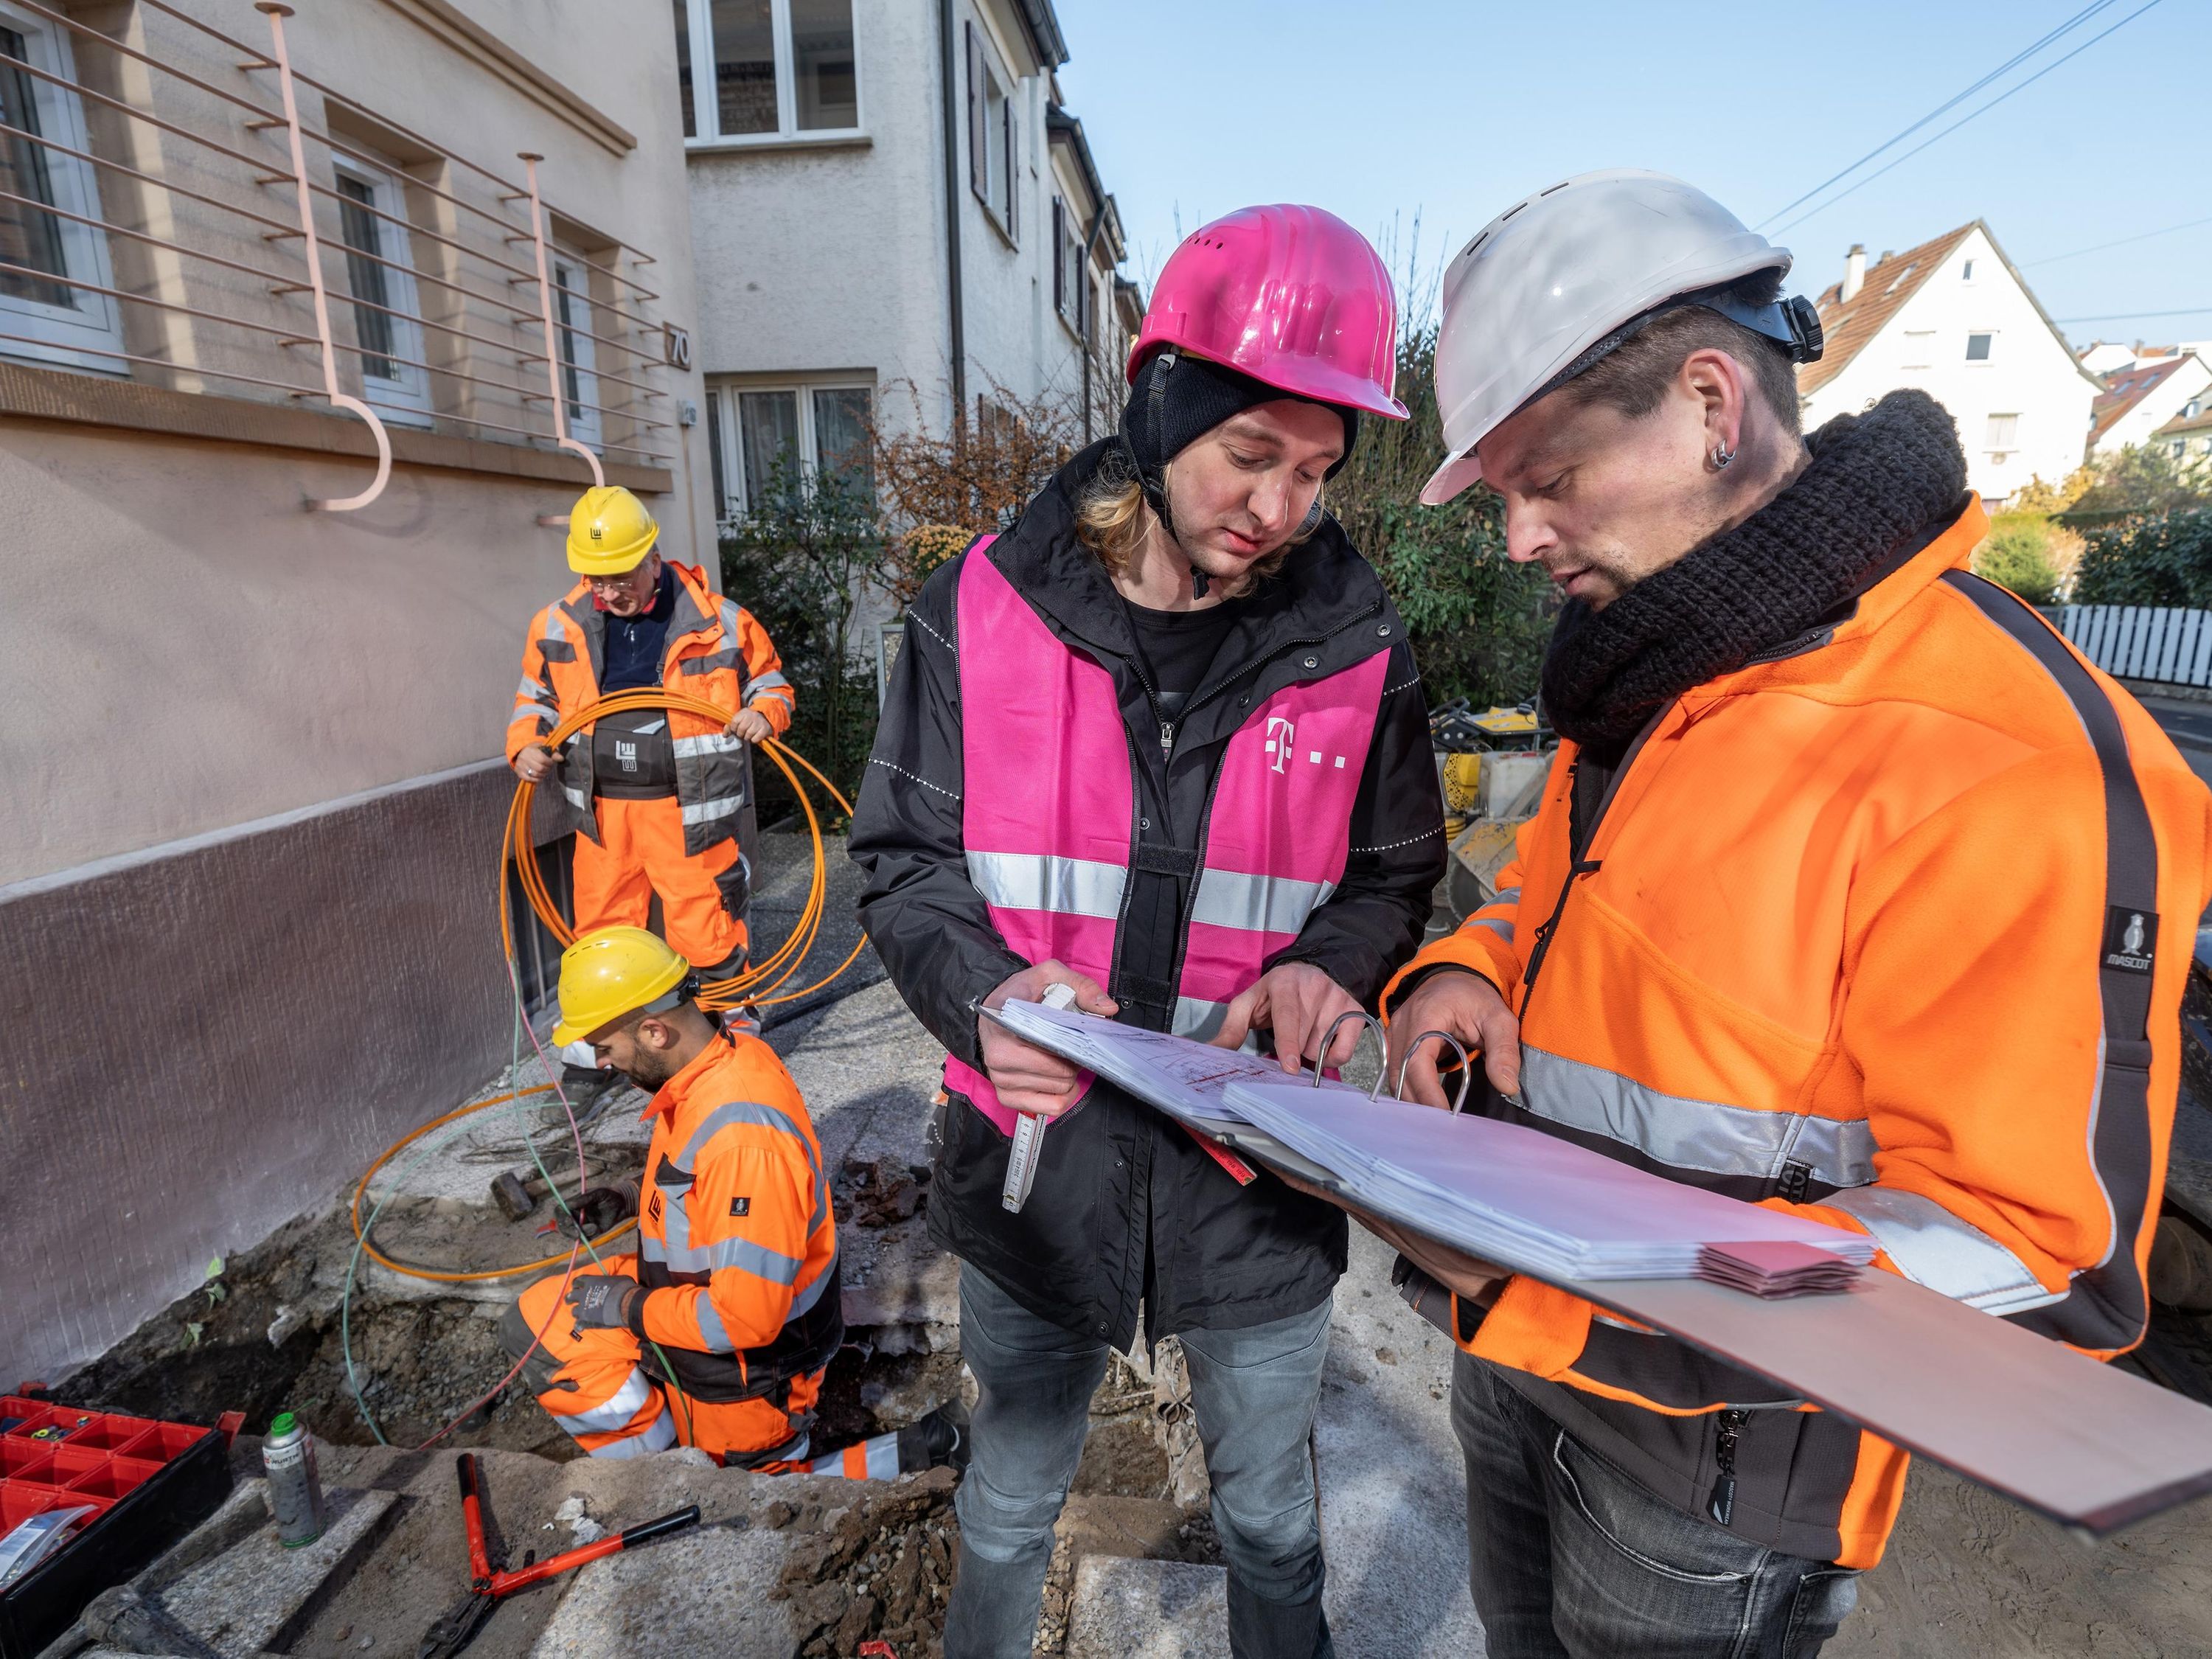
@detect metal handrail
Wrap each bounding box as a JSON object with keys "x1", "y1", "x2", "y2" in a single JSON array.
[
  {"x1": 0, "y1": 119, "x2": 543, "y2": 328},
  {"x1": 0, "y1": 0, "x2": 676, "y2": 490},
  {"x1": 137, "y1": 0, "x2": 667, "y2": 305}
]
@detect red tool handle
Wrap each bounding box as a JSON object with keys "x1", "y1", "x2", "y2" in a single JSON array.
[
  {"x1": 487, "y1": 1504, "x2": 701, "y2": 1595},
  {"x1": 455, "y1": 1453, "x2": 495, "y2": 1586}
]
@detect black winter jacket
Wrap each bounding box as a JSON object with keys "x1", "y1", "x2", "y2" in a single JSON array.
[{"x1": 850, "y1": 443, "x2": 1446, "y2": 1347}]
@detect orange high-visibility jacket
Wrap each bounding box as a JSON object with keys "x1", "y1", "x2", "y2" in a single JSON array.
[
  {"x1": 1383, "y1": 501, "x2": 2212, "y2": 1568},
  {"x1": 506, "y1": 562, "x2": 793, "y2": 856},
  {"x1": 632, "y1": 1029, "x2": 842, "y2": 1405}
]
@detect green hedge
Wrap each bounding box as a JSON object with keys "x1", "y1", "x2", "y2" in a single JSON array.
[{"x1": 2071, "y1": 508, "x2": 2212, "y2": 608}]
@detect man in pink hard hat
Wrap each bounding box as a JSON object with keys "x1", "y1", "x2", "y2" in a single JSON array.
[{"x1": 853, "y1": 205, "x2": 1445, "y2": 1658}]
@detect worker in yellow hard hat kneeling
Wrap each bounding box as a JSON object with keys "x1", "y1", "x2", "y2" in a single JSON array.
[
  {"x1": 502, "y1": 927, "x2": 967, "y2": 1476},
  {"x1": 508, "y1": 485, "x2": 793, "y2": 1089}
]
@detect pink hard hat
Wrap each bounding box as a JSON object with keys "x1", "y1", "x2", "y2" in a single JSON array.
[{"x1": 1128, "y1": 205, "x2": 1409, "y2": 421}]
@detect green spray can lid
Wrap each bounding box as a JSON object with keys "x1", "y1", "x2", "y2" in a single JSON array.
[{"x1": 269, "y1": 1412, "x2": 297, "y2": 1437}]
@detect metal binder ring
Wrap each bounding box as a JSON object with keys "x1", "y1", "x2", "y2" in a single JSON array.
[
  {"x1": 1396, "y1": 1030, "x2": 1474, "y2": 1114},
  {"x1": 1310, "y1": 1009, "x2": 1389, "y2": 1098}
]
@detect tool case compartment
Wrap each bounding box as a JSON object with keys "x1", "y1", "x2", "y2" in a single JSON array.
[{"x1": 0, "y1": 1403, "x2": 233, "y2": 1659}]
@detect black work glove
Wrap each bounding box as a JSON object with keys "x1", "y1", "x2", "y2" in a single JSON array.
[
  {"x1": 554, "y1": 1179, "x2": 640, "y2": 1241},
  {"x1": 565, "y1": 1274, "x2": 644, "y2": 1335}
]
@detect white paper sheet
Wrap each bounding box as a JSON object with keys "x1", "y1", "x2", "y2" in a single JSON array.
[{"x1": 987, "y1": 998, "x2": 1366, "y2": 1127}]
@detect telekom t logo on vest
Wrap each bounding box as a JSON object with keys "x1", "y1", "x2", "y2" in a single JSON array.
[{"x1": 1263, "y1": 714, "x2": 1347, "y2": 776}]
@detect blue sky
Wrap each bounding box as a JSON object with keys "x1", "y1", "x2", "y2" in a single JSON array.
[{"x1": 1052, "y1": 0, "x2": 2211, "y2": 348}]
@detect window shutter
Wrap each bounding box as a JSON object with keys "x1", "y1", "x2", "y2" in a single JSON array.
[
  {"x1": 965, "y1": 23, "x2": 982, "y2": 196},
  {"x1": 1052, "y1": 198, "x2": 1065, "y2": 311},
  {"x1": 1004, "y1": 91, "x2": 1017, "y2": 236}
]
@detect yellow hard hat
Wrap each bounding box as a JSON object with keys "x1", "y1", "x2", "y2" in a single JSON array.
[
  {"x1": 551, "y1": 925, "x2": 692, "y2": 1046},
  {"x1": 566, "y1": 485, "x2": 659, "y2": 575}
]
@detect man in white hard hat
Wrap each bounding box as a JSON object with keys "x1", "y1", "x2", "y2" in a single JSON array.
[{"x1": 1370, "y1": 170, "x2": 2212, "y2": 1655}]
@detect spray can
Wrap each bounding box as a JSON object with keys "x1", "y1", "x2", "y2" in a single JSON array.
[{"x1": 262, "y1": 1412, "x2": 326, "y2": 1548}]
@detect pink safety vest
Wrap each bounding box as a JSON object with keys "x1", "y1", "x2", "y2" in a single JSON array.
[{"x1": 944, "y1": 538, "x2": 1391, "y2": 1135}]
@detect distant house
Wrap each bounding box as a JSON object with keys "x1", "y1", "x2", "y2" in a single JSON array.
[
  {"x1": 1797, "y1": 221, "x2": 2102, "y2": 507},
  {"x1": 2152, "y1": 400, "x2": 2212, "y2": 466},
  {"x1": 2090, "y1": 353, "x2": 2212, "y2": 456},
  {"x1": 675, "y1": 0, "x2": 1138, "y2": 523}
]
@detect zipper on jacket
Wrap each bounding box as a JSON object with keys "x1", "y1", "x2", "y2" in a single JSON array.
[{"x1": 1707, "y1": 1408, "x2": 1747, "y2": 1526}]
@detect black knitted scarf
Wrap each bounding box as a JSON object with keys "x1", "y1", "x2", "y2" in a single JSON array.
[{"x1": 1540, "y1": 389, "x2": 1968, "y2": 751}]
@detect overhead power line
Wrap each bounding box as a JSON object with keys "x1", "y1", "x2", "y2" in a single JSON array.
[
  {"x1": 2024, "y1": 214, "x2": 2212, "y2": 269},
  {"x1": 1756, "y1": 1, "x2": 2120, "y2": 231},
  {"x1": 2053, "y1": 306, "x2": 2212, "y2": 324},
  {"x1": 1768, "y1": 0, "x2": 2163, "y2": 240}
]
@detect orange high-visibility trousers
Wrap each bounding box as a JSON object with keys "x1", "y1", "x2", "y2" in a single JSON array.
[
  {"x1": 506, "y1": 1256, "x2": 817, "y2": 1462},
  {"x1": 571, "y1": 796, "x2": 748, "y2": 974}
]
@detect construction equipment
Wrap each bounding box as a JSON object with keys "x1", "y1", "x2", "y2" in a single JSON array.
[{"x1": 416, "y1": 1453, "x2": 698, "y2": 1659}]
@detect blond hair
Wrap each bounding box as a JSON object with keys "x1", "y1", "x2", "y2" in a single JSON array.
[{"x1": 1073, "y1": 455, "x2": 1320, "y2": 597}]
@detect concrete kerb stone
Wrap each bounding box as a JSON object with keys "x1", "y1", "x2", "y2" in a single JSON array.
[
  {"x1": 145, "y1": 1480, "x2": 400, "y2": 1656},
  {"x1": 1065, "y1": 1557, "x2": 1231, "y2": 1658}
]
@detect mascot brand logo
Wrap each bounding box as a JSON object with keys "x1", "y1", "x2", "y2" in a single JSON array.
[{"x1": 2104, "y1": 906, "x2": 2158, "y2": 975}]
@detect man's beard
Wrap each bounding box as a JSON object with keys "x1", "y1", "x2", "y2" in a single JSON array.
[{"x1": 616, "y1": 1048, "x2": 681, "y2": 1091}]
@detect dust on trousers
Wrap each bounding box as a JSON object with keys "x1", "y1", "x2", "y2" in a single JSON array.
[{"x1": 502, "y1": 1260, "x2": 921, "y2": 1478}]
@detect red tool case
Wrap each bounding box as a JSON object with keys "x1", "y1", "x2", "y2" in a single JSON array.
[{"x1": 0, "y1": 1395, "x2": 234, "y2": 1659}]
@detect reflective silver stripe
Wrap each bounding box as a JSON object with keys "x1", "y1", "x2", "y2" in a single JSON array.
[
  {"x1": 967, "y1": 850, "x2": 1126, "y2": 919},
  {"x1": 681, "y1": 793, "x2": 745, "y2": 827},
  {"x1": 562, "y1": 785, "x2": 591, "y2": 813},
  {"x1": 672, "y1": 731, "x2": 747, "y2": 759},
  {"x1": 1467, "y1": 917, "x2": 1514, "y2": 940},
  {"x1": 515, "y1": 675, "x2": 551, "y2": 703},
  {"x1": 692, "y1": 1291, "x2": 737, "y2": 1352},
  {"x1": 540, "y1": 605, "x2": 567, "y2": 642},
  {"x1": 865, "y1": 1432, "x2": 901, "y2": 1481},
  {"x1": 677, "y1": 1100, "x2": 813, "y2": 1164},
  {"x1": 1517, "y1": 1045, "x2": 1879, "y2": 1189},
  {"x1": 788, "y1": 1251, "x2": 837, "y2": 1316},
  {"x1": 1489, "y1": 886, "x2": 1521, "y2": 908},
  {"x1": 552, "y1": 1366, "x2": 653, "y2": 1433},
  {"x1": 644, "y1": 1232, "x2": 804, "y2": 1282},
  {"x1": 1822, "y1": 1186, "x2": 2065, "y2": 1315},
  {"x1": 517, "y1": 700, "x2": 559, "y2": 728},
  {"x1": 1174, "y1": 997, "x2": 1228, "y2": 1041},
  {"x1": 1190, "y1": 869, "x2": 1334, "y2": 936},
  {"x1": 585, "y1": 1407, "x2": 676, "y2": 1458},
  {"x1": 747, "y1": 669, "x2": 792, "y2": 695}
]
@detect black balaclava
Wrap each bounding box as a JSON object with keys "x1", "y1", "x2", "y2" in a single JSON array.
[{"x1": 1116, "y1": 349, "x2": 1359, "y2": 595}]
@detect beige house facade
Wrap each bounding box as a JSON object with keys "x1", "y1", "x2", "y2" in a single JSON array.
[{"x1": 0, "y1": 0, "x2": 712, "y2": 1381}]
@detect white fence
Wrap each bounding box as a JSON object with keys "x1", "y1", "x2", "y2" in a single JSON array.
[{"x1": 2061, "y1": 605, "x2": 2212, "y2": 689}]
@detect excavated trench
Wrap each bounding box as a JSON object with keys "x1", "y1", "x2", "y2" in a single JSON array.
[{"x1": 55, "y1": 1144, "x2": 1217, "y2": 1657}]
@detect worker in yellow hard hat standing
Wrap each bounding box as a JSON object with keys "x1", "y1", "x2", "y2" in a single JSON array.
[
  {"x1": 501, "y1": 925, "x2": 969, "y2": 1475},
  {"x1": 508, "y1": 485, "x2": 794, "y2": 1083}
]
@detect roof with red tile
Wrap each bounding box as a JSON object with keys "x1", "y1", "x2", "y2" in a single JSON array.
[{"x1": 2091, "y1": 355, "x2": 2202, "y2": 445}]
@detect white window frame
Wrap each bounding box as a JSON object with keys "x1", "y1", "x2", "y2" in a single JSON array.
[
  {"x1": 706, "y1": 378, "x2": 873, "y2": 521},
  {"x1": 1899, "y1": 330, "x2": 1935, "y2": 370},
  {"x1": 552, "y1": 257, "x2": 602, "y2": 451},
  {"x1": 331, "y1": 156, "x2": 432, "y2": 425},
  {"x1": 0, "y1": 4, "x2": 123, "y2": 371},
  {"x1": 678, "y1": 0, "x2": 863, "y2": 148}
]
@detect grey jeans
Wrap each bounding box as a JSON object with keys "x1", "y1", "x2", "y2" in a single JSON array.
[
  {"x1": 943, "y1": 1265, "x2": 1336, "y2": 1659},
  {"x1": 1453, "y1": 1354, "x2": 1860, "y2": 1659}
]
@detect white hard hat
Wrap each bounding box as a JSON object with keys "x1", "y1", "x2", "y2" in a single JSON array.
[{"x1": 1422, "y1": 170, "x2": 1822, "y2": 506}]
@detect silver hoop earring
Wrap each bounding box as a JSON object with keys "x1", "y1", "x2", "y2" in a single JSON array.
[{"x1": 1711, "y1": 442, "x2": 1736, "y2": 471}]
